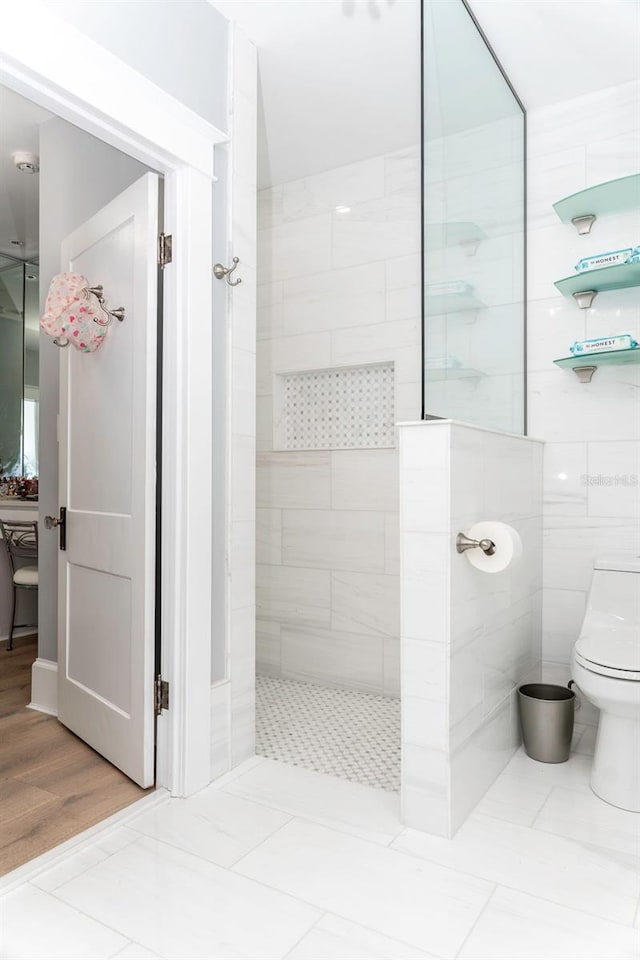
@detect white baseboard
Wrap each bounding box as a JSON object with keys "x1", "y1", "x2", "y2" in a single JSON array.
[
  {"x1": 0, "y1": 627, "x2": 37, "y2": 644},
  {"x1": 28, "y1": 658, "x2": 58, "y2": 716}
]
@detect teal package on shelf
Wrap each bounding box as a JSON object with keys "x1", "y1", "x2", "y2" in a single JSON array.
[
  {"x1": 575, "y1": 246, "x2": 640, "y2": 272},
  {"x1": 570, "y1": 334, "x2": 638, "y2": 356}
]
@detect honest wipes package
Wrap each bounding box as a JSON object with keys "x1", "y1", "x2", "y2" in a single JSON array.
[
  {"x1": 575, "y1": 246, "x2": 639, "y2": 272},
  {"x1": 570, "y1": 334, "x2": 638, "y2": 356}
]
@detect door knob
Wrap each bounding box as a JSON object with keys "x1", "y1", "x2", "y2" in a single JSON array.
[{"x1": 44, "y1": 507, "x2": 66, "y2": 550}]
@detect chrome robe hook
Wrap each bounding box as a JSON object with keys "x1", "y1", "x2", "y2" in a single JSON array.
[
  {"x1": 88, "y1": 285, "x2": 125, "y2": 322},
  {"x1": 213, "y1": 256, "x2": 242, "y2": 286}
]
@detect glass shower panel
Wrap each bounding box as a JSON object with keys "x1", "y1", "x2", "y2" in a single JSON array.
[{"x1": 422, "y1": 0, "x2": 525, "y2": 434}]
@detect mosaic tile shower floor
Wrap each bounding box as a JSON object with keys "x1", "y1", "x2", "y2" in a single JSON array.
[{"x1": 255, "y1": 675, "x2": 401, "y2": 792}]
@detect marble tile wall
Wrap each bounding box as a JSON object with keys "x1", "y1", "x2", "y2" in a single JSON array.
[
  {"x1": 526, "y1": 81, "x2": 640, "y2": 698},
  {"x1": 399, "y1": 420, "x2": 543, "y2": 837},
  {"x1": 256, "y1": 146, "x2": 421, "y2": 697}
]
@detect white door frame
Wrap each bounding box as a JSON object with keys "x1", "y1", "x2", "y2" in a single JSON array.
[{"x1": 0, "y1": 2, "x2": 227, "y2": 796}]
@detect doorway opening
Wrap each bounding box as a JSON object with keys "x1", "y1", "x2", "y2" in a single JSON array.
[{"x1": 0, "y1": 84, "x2": 161, "y2": 875}]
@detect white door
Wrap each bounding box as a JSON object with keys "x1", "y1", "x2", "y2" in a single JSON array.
[{"x1": 55, "y1": 173, "x2": 159, "y2": 787}]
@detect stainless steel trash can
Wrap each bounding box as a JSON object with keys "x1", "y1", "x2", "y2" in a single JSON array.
[{"x1": 518, "y1": 683, "x2": 575, "y2": 763}]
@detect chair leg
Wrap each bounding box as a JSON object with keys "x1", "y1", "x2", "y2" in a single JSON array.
[{"x1": 7, "y1": 585, "x2": 16, "y2": 652}]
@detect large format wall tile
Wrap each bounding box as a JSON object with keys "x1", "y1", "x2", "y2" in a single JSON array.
[
  {"x1": 331, "y1": 571, "x2": 400, "y2": 638},
  {"x1": 527, "y1": 81, "x2": 640, "y2": 664},
  {"x1": 256, "y1": 564, "x2": 331, "y2": 626},
  {"x1": 257, "y1": 332, "x2": 332, "y2": 396},
  {"x1": 331, "y1": 449, "x2": 399, "y2": 512},
  {"x1": 282, "y1": 510, "x2": 386, "y2": 573},
  {"x1": 281, "y1": 263, "x2": 386, "y2": 336},
  {"x1": 400, "y1": 422, "x2": 543, "y2": 837},
  {"x1": 258, "y1": 214, "x2": 332, "y2": 283},
  {"x1": 332, "y1": 195, "x2": 420, "y2": 268},
  {"x1": 281, "y1": 625, "x2": 384, "y2": 692},
  {"x1": 282, "y1": 156, "x2": 385, "y2": 221},
  {"x1": 256, "y1": 508, "x2": 282, "y2": 565},
  {"x1": 256, "y1": 146, "x2": 420, "y2": 695},
  {"x1": 256, "y1": 619, "x2": 281, "y2": 675},
  {"x1": 257, "y1": 452, "x2": 331, "y2": 509}
]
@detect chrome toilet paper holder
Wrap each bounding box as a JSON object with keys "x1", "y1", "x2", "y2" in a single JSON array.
[{"x1": 456, "y1": 532, "x2": 496, "y2": 556}]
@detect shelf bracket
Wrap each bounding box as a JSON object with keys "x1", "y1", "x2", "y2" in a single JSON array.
[
  {"x1": 572, "y1": 290, "x2": 597, "y2": 309},
  {"x1": 572, "y1": 365, "x2": 597, "y2": 383},
  {"x1": 460, "y1": 239, "x2": 481, "y2": 258},
  {"x1": 571, "y1": 214, "x2": 596, "y2": 235}
]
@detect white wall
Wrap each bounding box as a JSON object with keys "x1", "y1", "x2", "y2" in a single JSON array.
[
  {"x1": 46, "y1": 0, "x2": 228, "y2": 133},
  {"x1": 38, "y1": 118, "x2": 150, "y2": 663},
  {"x1": 400, "y1": 420, "x2": 543, "y2": 837},
  {"x1": 256, "y1": 145, "x2": 421, "y2": 697},
  {"x1": 527, "y1": 81, "x2": 640, "y2": 694},
  {"x1": 209, "y1": 26, "x2": 258, "y2": 780}
]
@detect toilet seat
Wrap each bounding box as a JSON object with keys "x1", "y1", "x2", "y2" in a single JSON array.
[{"x1": 575, "y1": 629, "x2": 640, "y2": 681}]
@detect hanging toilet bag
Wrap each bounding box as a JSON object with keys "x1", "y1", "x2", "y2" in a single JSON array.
[{"x1": 40, "y1": 272, "x2": 113, "y2": 353}]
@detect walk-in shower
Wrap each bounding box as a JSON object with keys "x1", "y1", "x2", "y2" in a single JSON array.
[{"x1": 254, "y1": 0, "x2": 526, "y2": 798}]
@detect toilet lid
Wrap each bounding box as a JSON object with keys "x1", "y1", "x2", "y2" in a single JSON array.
[{"x1": 575, "y1": 629, "x2": 640, "y2": 673}]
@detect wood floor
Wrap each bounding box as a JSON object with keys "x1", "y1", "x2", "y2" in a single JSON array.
[{"x1": 0, "y1": 635, "x2": 150, "y2": 876}]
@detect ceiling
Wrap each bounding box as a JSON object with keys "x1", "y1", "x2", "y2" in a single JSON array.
[
  {"x1": 469, "y1": 0, "x2": 640, "y2": 109},
  {"x1": 211, "y1": 0, "x2": 639, "y2": 188},
  {"x1": 212, "y1": 0, "x2": 421, "y2": 188},
  {"x1": 0, "y1": 86, "x2": 51, "y2": 261}
]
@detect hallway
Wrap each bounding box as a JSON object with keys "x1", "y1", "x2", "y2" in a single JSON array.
[{"x1": 0, "y1": 635, "x2": 149, "y2": 875}]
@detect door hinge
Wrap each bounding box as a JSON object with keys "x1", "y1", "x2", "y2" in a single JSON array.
[
  {"x1": 158, "y1": 233, "x2": 172, "y2": 269},
  {"x1": 154, "y1": 676, "x2": 169, "y2": 715}
]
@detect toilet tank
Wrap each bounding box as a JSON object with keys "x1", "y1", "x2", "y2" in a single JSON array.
[{"x1": 586, "y1": 556, "x2": 640, "y2": 629}]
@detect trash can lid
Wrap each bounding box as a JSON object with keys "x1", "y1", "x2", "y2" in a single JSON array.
[{"x1": 575, "y1": 628, "x2": 640, "y2": 673}]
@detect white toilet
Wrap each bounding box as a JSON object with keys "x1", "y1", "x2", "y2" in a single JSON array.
[{"x1": 571, "y1": 555, "x2": 640, "y2": 812}]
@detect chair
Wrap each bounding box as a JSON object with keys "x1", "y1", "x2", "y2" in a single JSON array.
[{"x1": 0, "y1": 519, "x2": 38, "y2": 651}]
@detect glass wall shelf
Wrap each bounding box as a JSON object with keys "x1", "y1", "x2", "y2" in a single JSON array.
[
  {"x1": 425, "y1": 290, "x2": 486, "y2": 314},
  {"x1": 425, "y1": 366, "x2": 485, "y2": 382},
  {"x1": 425, "y1": 221, "x2": 486, "y2": 254},
  {"x1": 554, "y1": 348, "x2": 640, "y2": 382},
  {"x1": 554, "y1": 262, "x2": 640, "y2": 308},
  {"x1": 553, "y1": 174, "x2": 640, "y2": 234}
]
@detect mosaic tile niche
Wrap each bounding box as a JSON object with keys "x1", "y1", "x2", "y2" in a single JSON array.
[{"x1": 275, "y1": 362, "x2": 395, "y2": 451}]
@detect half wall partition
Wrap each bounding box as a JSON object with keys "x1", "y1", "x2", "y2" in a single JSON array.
[{"x1": 398, "y1": 1, "x2": 539, "y2": 837}]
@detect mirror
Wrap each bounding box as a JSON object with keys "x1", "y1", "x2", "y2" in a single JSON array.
[{"x1": 0, "y1": 256, "x2": 39, "y2": 480}]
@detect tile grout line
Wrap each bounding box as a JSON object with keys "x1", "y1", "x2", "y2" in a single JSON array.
[
  {"x1": 452, "y1": 883, "x2": 499, "y2": 960},
  {"x1": 390, "y1": 826, "x2": 640, "y2": 930},
  {"x1": 31, "y1": 827, "x2": 144, "y2": 896},
  {"x1": 526, "y1": 783, "x2": 555, "y2": 828},
  {"x1": 281, "y1": 910, "x2": 329, "y2": 960}
]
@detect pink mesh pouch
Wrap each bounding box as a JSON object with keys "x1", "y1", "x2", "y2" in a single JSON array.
[{"x1": 40, "y1": 272, "x2": 112, "y2": 353}]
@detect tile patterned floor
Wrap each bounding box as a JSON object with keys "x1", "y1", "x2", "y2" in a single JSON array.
[
  {"x1": 256, "y1": 675, "x2": 401, "y2": 792},
  {"x1": 1, "y1": 720, "x2": 639, "y2": 960}
]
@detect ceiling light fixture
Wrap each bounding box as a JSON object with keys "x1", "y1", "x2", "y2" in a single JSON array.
[
  {"x1": 12, "y1": 151, "x2": 40, "y2": 174},
  {"x1": 9, "y1": 239, "x2": 24, "y2": 247},
  {"x1": 335, "y1": 205, "x2": 351, "y2": 214}
]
